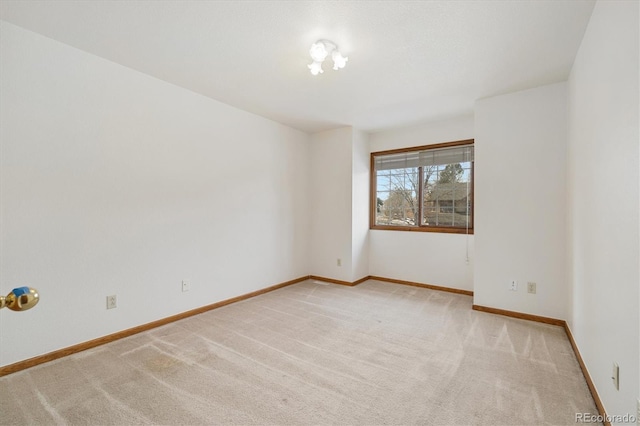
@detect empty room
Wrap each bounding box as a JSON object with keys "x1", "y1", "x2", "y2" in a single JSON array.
[{"x1": 0, "y1": 1, "x2": 638, "y2": 425}]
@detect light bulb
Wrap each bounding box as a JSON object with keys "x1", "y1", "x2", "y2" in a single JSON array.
[
  {"x1": 332, "y1": 51, "x2": 348, "y2": 70},
  {"x1": 308, "y1": 61, "x2": 324, "y2": 76},
  {"x1": 309, "y1": 42, "x2": 328, "y2": 62}
]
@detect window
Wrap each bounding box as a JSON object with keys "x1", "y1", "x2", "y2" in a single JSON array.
[{"x1": 370, "y1": 139, "x2": 474, "y2": 234}]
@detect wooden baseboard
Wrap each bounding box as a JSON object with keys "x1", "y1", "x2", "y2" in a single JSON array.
[
  {"x1": 0, "y1": 275, "x2": 310, "y2": 377},
  {"x1": 563, "y1": 323, "x2": 610, "y2": 426},
  {"x1": 310, "y1": 275, "x2": 474, "y2": 298},
  {"x1": 472, "y1": 304, "x2": 609, "y2": 425},
  {"x1": 371, "y1": 276, "x2": 474, "y2": 296},
  {"x1": 352, "y1": 275, "x2": 371, "y2": 285},
  {"x1": 471, "y1": 304, "x2": 565, "y2": 326},
  {"x1": 309, "y1": 275, "x2": 369, "y2": 286}
]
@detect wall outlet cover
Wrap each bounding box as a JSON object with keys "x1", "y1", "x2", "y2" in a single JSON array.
[
  {"x1": 527, "y1": 282, "x2": 537, "y2": 294},
  {"x1": 106, "y1": 295, "x2": 117, "y2": 309}
]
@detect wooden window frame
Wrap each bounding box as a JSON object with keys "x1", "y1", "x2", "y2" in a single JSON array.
[{"x1": 370, "y1": 139, "x2": 474, "y2": 235}]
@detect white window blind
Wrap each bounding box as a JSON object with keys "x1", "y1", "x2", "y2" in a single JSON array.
[{"x1": 375, "y1": 145, "x2": 474, "y2": 171}]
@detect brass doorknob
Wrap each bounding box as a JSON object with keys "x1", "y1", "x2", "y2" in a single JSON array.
[{"x1": 0, "y1": 287, "x2": 40, "y2": 311}]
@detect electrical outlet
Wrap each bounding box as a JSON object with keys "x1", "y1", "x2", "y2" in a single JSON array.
[
  {"x1": 509, "y1": 280, "x2": 517, "y2": 291},
  {"x1": 182, "y1": 280, "x2": 190, "y2": 292},
  {"x1": 527, "y1": 282, "x2": 537, "y2": 294},
  {"x1": 337, "y1": 258, "x2": 342, "y2": 267},
  {"x1": 106, "y1": 295, "x2": 117, "y2": 309},
  {"x1": 612, "y1": 362, "x2": 619, "y2": 390}
]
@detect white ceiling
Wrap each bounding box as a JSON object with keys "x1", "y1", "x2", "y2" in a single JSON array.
[{"x1": 0, "y1": 0, "x2": 595, "y2": 134}]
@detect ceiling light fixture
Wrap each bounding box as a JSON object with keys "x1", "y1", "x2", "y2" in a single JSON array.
[{"x1": 308, "y1": 39, "x2": 348, "y2": 76}]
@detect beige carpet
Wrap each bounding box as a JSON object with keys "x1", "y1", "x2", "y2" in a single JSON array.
[{"x1": 0, "y1": 279, "x2": 598, "y2": 425}]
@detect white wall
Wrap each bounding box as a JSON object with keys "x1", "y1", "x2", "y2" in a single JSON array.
[
  {"x1": 309, "y1": 127, "x2": 370, "y2": 283},
  {"x1": 309, "y1": 127, "x2": 353, "y2": 282},
  {"x1": 351, "y1": 129, "x2": 370, "y2": 281},
  {"x1": 567, "y1": 0, "x2": 639, "y2": 421},
  {"x1": 368, "y1": 115, "x2": 475, "y2": 291},
  {"x1": 474, "y1": 83, "x2": 568, "y2": 319},
  {"x1": 0, "y1": 21, "x2": 310, "y2": 367}
]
